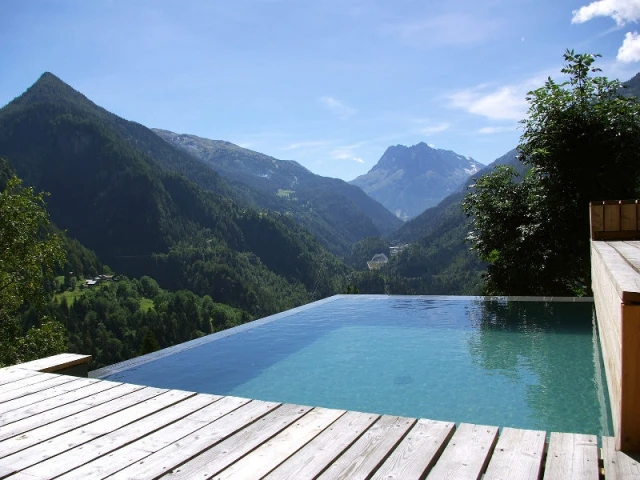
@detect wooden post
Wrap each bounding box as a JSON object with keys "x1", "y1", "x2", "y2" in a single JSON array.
[
  {"x1": 590, "y1": 205, "x2": 640, "y2": 451},
  {"x1": 620, "y1": 303, "x2": 640, "y2": 451}
]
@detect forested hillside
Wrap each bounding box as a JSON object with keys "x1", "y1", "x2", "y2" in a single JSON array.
[
  {"x1": 0, "y1": 73, "x2": 348, "y2": 320},
  {"x1": 337, "y1": 149, "x2": 519, "y2": 295},
  {"x1": 153, "y1": 129, "x2": 403, "y2": 256}
]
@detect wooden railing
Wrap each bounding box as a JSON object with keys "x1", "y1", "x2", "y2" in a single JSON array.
[
  {"x1": 590, "y1": 200, "x2": 640, "y2": 241},
  {"x1": 590, "y1": 201, "x2": 640, "y2": 452}
]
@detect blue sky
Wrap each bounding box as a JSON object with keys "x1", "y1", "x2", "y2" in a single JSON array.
[{"x1": 2, "y1": 0, "x2": 640, "y2": 181}]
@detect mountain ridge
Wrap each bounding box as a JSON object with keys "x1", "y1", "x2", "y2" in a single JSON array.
[
  {"x1": 350, "y1": 142, "x2": 483, "y2": 220},
  {"x1": 153, "y1": 128, "x2": 403, "y2": 256},
  {"x1": 0, "y1": 72, "x2": 348, "y2": 316}
]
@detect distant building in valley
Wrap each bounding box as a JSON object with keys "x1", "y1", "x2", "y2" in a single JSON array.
[{"x1": 367, "y1": 253, "x2": 389, "y2": 270}]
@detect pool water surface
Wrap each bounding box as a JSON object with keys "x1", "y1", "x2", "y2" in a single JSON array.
[{"x1": 99, "y1": 295, "x2": 612, "y2": 436}]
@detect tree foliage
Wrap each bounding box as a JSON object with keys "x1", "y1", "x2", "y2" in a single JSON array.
[
  {"x1": 0, "y1": 172, "x2": 66, "y2": 365},
  {"x1": 463, "y1": 51, "x2": 640, "y2": 295}
]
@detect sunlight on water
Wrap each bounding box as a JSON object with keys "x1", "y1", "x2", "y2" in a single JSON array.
[{"x1": 105, "y1": 296, "x2": 612, "y2": 436}]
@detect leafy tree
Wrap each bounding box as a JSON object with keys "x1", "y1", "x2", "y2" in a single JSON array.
[
  {"x1": 0, "y1": 173, "x2": 66, "y2": 365},
  {"x1": 140, "y1": 329, "x2": 160, "y2": 355},
  {"x1": 463, "y1": 50, "x2": 640, "y2": 295}
]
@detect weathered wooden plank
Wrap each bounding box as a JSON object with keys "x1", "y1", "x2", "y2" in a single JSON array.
[
  {"x1": 0, "y1": 377, "x2": 99, "y2": 416},
  {"x1": 427, "y1": 423, "x2": 498, "y2": 480},
  {"x1": 593, "y1": 241, "x2": 640, "y2": 302},
  {"x1": 113, "y1": 399, "x2": 284, "y2": 479},
  {"x1": 0, "y1": 388, "x2": 191, "y2": 475},
  {"x1": 0, "y1": 386, "x2": 164, "y2": 460},
  {"x1": 151, "y1": 403, "x2": 312, "y2": 479},
  {"x1": 591, "y1": 202, "x2": 604, "y2": 236},
  {"x1": 0, "y1": 375, "x2": 78, "y2": 407},
  {"x1": 543, "y1": 432, "x2": 598, "y2": 480},
  {"x1": 14, "y1": 353, "x2": 91, "y2": 373},
  {"x1": 0, "y1": 382, "x2": 136, "y2": 440},
  {"x1": 371, "y1": 418, "x2": 454, "y2": 480},
  {"x1": 0, "y1": 368, "x2": 41, "y2": 387},
  {"x1": 55, "y1": 395, "x2": 251, "y2": 480},
  {"x1": 18, "y1": 394, "x2": 217, "y2": 479},
  {"x1": 214, "y1": 407, "x2": 346, "y2": 480},
  {"x1": 0, "y1": 372, "x2": 62, "y2": 396},
  {"x1": 263, "y1": 411, "x2": 379, "y2": 480},
  {"x1": 316, "y1": 415, "x2": 416, "y2": 480},
  {"x1": 602, "y1": 436, "x2": 640, "y2": 480},
  {"x1": 605, "y1": 202, "x2": 622, "y2": 232},
  {"x1": 483, "y1": 427, "x2": 546, "y2": 480},
  {"x1": 621, "y1": 203, "x2": 638, "y2": 231},
  {"x1": 610, "y1": 241, "x2": 640, "y2": 274}
]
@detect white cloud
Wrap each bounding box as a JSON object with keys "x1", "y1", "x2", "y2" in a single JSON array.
[
  {"x1": 317, "y1": 96, "x2": 357, "y2": 119},
  {"x1": 618, "y1": 31, "x2": 640, "y2": 62},
  {"x1": 572, "y1": 0, "x2": 640, "y2": 25},
  {"x1": 418, "y1": 122, "x2": 450, "y2": 135},
  {"x1": 331, "y1": 143, "x2": 366, "y2": 164},
  {"x1": 281, "y1": 140, "x2": 330, "y2": 151},
  {"x1": 449, "y1": 85, "x2": 528, "y2": 121},
  {"x1": 477, "y1": 125, "x2": 517, "y2": 134},
  {"x1": 428, "y1": 143, "x2": 436, "y2": 148}
]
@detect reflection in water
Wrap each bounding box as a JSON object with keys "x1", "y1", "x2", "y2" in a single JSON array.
[{"x1": 467, "y1": 300, "x2": 612, "y2": 434}]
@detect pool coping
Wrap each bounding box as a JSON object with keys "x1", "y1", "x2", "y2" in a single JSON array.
[{"x1": 90, "y1": 294, "x2": 594, "y2": 379}]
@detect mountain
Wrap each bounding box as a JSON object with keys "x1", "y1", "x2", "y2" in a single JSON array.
[
  {"x1": 384, "y1": 149, "x2": 521, "y2": 294},
  {"x1": 350, "y1": 142, "x2": 484, "y2": 220},
  {"x1": 0, "y1": 72, "x2": 348, "y2": 316},
  {"x1": 620, "y1": 73, "x2": 640, "y2": 98},
  {"x1": 152, "y1": 129, "x2": 403, "y2": 256}
]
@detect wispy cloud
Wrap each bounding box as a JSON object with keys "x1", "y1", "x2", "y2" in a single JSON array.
[
  {"x1": 572, "y1": 0, "x2": 640, "y2": 25},
  {"x1": 387, "y1": 13, "x2": 501, "y2": 47},
  {"x1": 317, "y1": 96, "x2": 357, "y2": 119},
  {"x1": 330, "y1": 142, "x2": 366, "y2": 164},
  {"x1": 418, "y1": 122, "x2": 451, "y2": 135},
  {"x1": 618, "y1": 31, "x2": 640, "y2": 62},
  {"x1": 281, "y1": 140, "x2": 331, "y2": 151},
  {"x1": 449, "y1": 85, "x2": 529, "y2": 121},
  {"x1": 477, "y1": 125, "x2": 518, "y2": 134}
]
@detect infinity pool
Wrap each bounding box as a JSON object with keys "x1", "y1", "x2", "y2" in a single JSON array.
[{"x1": 97, "y1": 295, "x2": 612, "y2": 436}]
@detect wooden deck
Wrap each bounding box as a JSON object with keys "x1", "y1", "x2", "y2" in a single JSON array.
[{"x1": 1, "y1": 368, "x2": 639, "y2": 479}]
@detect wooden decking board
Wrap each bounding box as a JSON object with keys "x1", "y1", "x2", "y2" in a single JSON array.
[
  {"x1": 370, "y1": 418, "x2": 455, "y2": 480},
  {"x1": 263, "y1": 411, "x2": 380, "y2": 480},
  {"x1": 0, "y1": 383, "x2": 139, "y2": 442},
  {"x1": 0, "y1": 378, "x2": 100, "y2": 416},
  {"x1": 213, "y1": 407, "x2": 347, "y2": 480},
  {"x1": 14, "y1": 353, "x2": 91, "y2": 373},
  {"x1": 426, "y1": 423, "x2": 499, "y2": 480},
  {"x1": 0, "y1": 368, "x2": 41, "y2": 387},
  {"x1": 111, "y1": 399, "x2": 285, "y2": 479},
  {"x1": 161, "y1": 402, "x2": 314, "y2": 480},
  {"x1": 0, "y1": 368, "x2": 637, "y2": 479},
  {"x1": 611, "y1": 241, "x2": 640, "y2": 274},
  {"x1": 0, "y1": 386, "x2": 164, "y2": 461},
  {"x1": 602, "y1": 436, "x2": 640, "y2": 479},
  {"x1": 17, "y1": 394, "x2": 217, "y2": 479},
  {"x1": 543, "y1": 432, "x2": 599, "y2": 480},
  {"x1": 0, "y1": 380, "x2": 120, "y2": 429},
  {"x1": 483, "y1": 427, "x2": 546, "y2": 480},
  {"x1": 316, "y1": 415, "x2": 417, "y2": 480},
  {"x1": 0, "y1": 375, "x2": 80, "y2": 412},
  {"x1": 54, "y1": 396, "x2": 251, "y2": 480},
  {"x1": 0, "y1": 388, "x2": 192, "y2": 476},
  {"x1": 0, "y1": 372, "x2": 64, "y2": 397}
]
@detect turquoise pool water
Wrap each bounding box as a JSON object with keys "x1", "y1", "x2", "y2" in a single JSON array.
[{"x1": 100, "y1": 295, "x2": 612, "y2": 436}]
